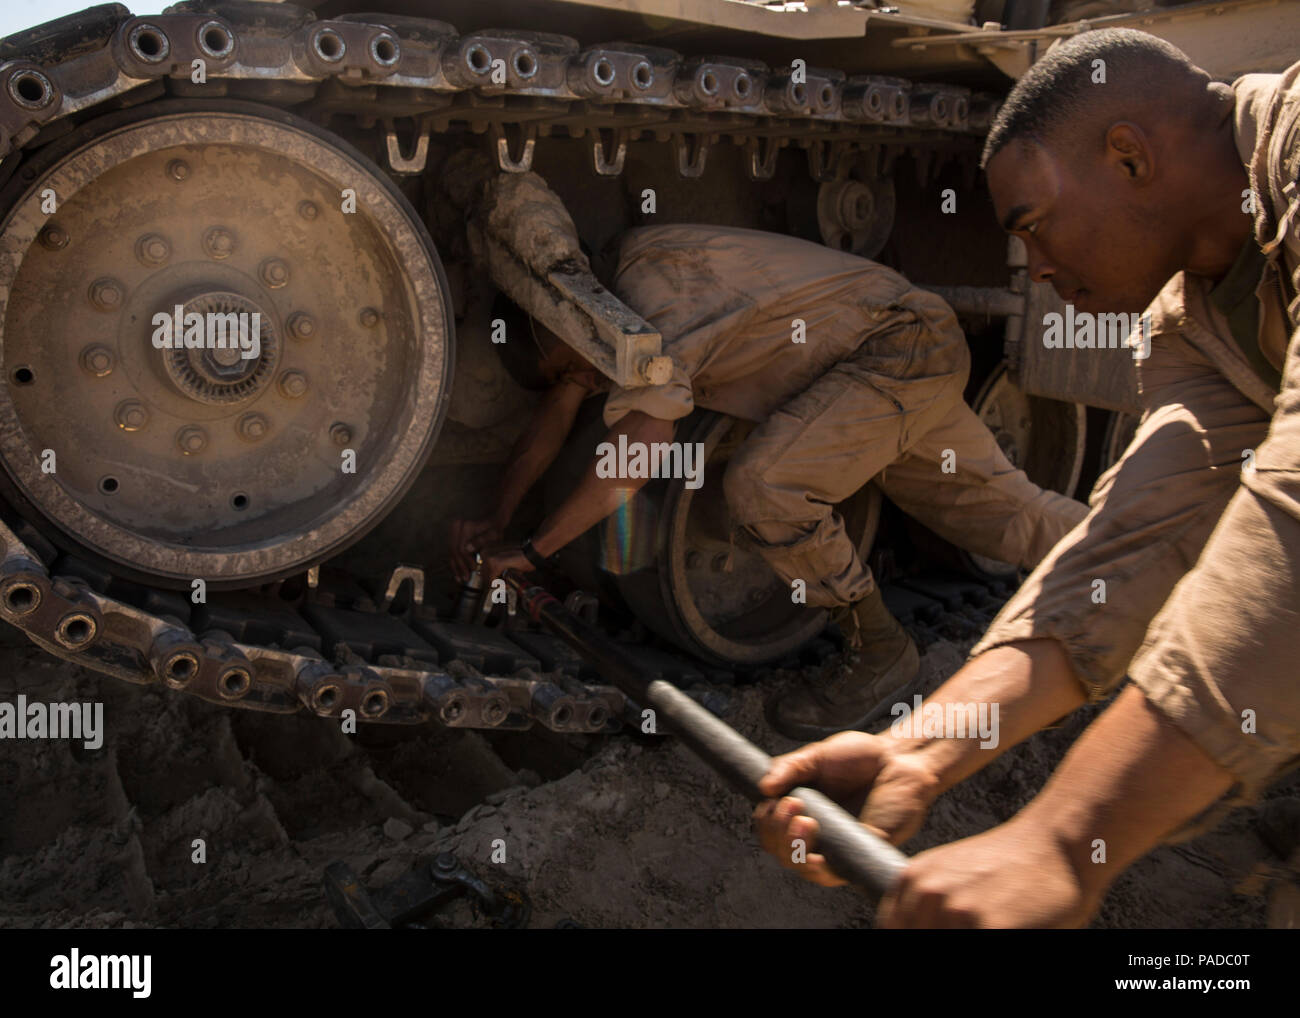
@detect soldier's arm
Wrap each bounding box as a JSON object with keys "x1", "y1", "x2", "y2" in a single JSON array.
[
  {"x1": 493, "y1": 378, "x2": 591, "y2": 530},
  {"x1": 530, "y1": 410, "x2": 674, "y2": 557},
  {"x1": 449, "y1": 378, "x2": 589, "y2": 580},
  {"x1": 879, "y1": 684, "x2": 1234, "y2": 928}
]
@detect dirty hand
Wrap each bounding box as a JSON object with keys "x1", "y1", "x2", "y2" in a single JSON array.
[
  {"x1": 877, "y1": 819, "x2": 1094, "y2": 928},
  {"x1": 476, "y1": 543, "x2": 534, "y2": 586},
  {"x1": 753, "y1": 731, "x2": 940, "y2": 887},
  {"x1": 449, "y1": 518, "x2": 504, "y2": 581}
]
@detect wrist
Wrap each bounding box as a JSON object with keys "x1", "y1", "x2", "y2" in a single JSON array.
[
  {"x1": 529, "y1": 528, "x2": 562, "y2": 560},
  {"x1": 520, "y1": 535, "x2": 555, "y2": 570},
  {"x1": 883, "y1": 731, "x2": 970, "y2": 801}
]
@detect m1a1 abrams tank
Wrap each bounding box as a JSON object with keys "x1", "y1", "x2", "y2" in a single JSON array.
[{"x1": 0, "y1": 0, "x2": 1292, "y2": 731}]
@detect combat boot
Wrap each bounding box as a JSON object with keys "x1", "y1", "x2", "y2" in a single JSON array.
[{"x1": 767, "y1": 586, "x2": 920, "y2": 741}]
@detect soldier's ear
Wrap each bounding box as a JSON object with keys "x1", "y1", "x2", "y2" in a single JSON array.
[{"x1": 1104, "y1": 122, "x2": 1153, "y2": 183}]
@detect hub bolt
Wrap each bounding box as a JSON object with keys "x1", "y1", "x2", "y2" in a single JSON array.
[
  {"x1": 80, "y1": 344, "x2": 115, "y2": 377},
  {"x1": 359, "y1": 307, "x2": 380, "y2": 328},
  {"x1": 202, "y1": 227, "x2": 235, "y2": 260},
  {"x1": 135, "y1": 232, "x2": 170, "y2": 267},
  {"x1": 259, "y1": 257, "x2": 289, "y2": 289},
  {"x1": 287, "y1": 312, "x2": 316, "y2": 340},
  {"x1": 38, "y1": 224, "x2": 69, "y2": 250},
  {"x1": 88, "y1": 277, "x2": 125, "y2": 311},
  {"x1": 330, "y1": 423, "x2": 353, "y2": 447},
  {"x1": 114, "y1": 399, "x2": 149, "y2": 432},
  {"x1": 277, "y1": 370, "x2": 308, "y2": 398},
  {"x1": 298, "y1": 200, "x2": 319, "y2": 220},
  {"x1": 236, "y1": 412, "x2": 269, "y2": 442},
  {"x1": 167, "y1": 159, "x2": 191, "y2": 181},
  {"x1": 685, "y1": 551, "x2": 702, "y2": 569},
  {"x1": 177, "y1": 425, "x2": 208, "y2": 455}
]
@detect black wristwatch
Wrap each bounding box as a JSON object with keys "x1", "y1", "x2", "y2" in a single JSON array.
[{"x1": 520, "y1": 536, "x2": 554, "y2": 571}]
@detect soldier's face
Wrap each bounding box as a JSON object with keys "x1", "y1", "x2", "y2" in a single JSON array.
[{"x1": 987, "y1": 137, "x2": 1178, "y2": 316}]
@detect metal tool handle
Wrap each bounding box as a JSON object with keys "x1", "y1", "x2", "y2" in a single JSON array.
[{"x1": 504, "y1": 572, "x2": 908, "y2": 900}]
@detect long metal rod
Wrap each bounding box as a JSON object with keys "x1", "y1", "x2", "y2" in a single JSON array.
[{"x1": 504, "y1": 572, "x2": 908, "y2": 901}]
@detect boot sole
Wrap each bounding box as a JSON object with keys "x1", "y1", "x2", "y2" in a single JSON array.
[{"x1": 767, "y1": 640, "x2": 922, "y2": 743}]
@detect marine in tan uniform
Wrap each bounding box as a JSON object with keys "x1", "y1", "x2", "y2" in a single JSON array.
[
  {"x1": 450, "y1": 206, "x2": 1085, "y2": 739},
  {"x1": 755, "y1": 29, "x2": 1300, "y2": 928}
]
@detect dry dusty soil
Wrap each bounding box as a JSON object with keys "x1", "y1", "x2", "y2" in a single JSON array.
[{"x1": 0, "y1": 620, "x2": 1296, "y2": 929}]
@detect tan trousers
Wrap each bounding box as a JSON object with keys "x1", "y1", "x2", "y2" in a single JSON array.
[{"x1": 721, "y1": 290, "x2": 1089, "y2": 609}]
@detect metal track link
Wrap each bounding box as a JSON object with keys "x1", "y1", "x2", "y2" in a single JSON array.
[
  {"x1": 0, "y1": 512, "x2": 638, "y2": 733},
  {"x1": 0, "y1": 2, "x2": 997, "y2": 176}
]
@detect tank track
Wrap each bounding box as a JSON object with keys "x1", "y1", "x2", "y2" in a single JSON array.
[
  {"x1": 0, "y1": 2, "x2": 995, "y2": 179},
  {"x1": 0, "y1": 2, "x2": 1005, "y2": 734}
]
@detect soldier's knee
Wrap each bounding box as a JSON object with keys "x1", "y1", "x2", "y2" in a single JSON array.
[{"x1": 723, "y1": 449, "x2": 772, "y2": 526}]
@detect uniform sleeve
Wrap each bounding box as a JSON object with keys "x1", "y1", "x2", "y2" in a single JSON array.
[
  {"x1": 1128, "y1": 320, "x2": 1300, "y2": 800},
  {"x1": 969, "y1": 325, "x2": 1272, "y2": 701},
  {"x1": 602, "y1": 357, "x2": 694, "y2": 427}
]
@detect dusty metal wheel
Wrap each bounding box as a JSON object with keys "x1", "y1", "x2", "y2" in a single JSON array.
[
  {"x1": 816, "y1": 173, "x2": 895, "y2": 259},
  {"x1": 0, "y1": 100, "x2": 454, "y2": 588},
  {"x1": 610, "y1": 411, "x2": 881, "y2": 667},
  {"x1": 961, "y1": 362, "x2": 1085, "y2": 578}
]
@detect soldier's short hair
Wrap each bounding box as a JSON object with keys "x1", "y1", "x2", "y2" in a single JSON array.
[{"x1": 980, "y1": 29, "x2": 1203, "y2": 170}]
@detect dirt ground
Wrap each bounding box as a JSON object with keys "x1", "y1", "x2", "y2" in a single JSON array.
[{"x1": 0, "y1": 619, "x2": 1296, "y2": 929}]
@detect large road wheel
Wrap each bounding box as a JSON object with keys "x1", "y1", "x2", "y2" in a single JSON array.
[
  {"x1": 606, "y1": 411, "x2": 881, "y2": 667},
  {"x1": 0, "y1": 100, "x2": 454, "y2": 588}
]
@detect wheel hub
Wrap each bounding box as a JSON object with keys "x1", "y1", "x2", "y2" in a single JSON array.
[{"x1": 161, "y1": 291, "x2": 280, "y2": 403}]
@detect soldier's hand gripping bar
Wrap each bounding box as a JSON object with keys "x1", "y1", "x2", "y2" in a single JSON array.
[{"x1": 502, "y1": 571, "x2": 908, "y2": 901}]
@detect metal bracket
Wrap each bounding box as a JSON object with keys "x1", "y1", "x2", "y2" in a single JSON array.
[
  {"x1": 384, "y1": 119, "x2": 430, "y2": 174},
  {"x1": 672, "y1": 132, "x2": 709, "y2": 178},
  {"x1": 382, "y1": 564, "x2": 425, "y2": 611},
  {"x1": 324, "y1": 853, "x2": 530, "y2": 929},
  {"x1": 491, "y1": 122, "x2": 537, "y2": 173},
  {"x1": 591, "y1": 126, "x2": 628, "y2": 176},
  {"x1": 744, "y1": 135, "x2": 782, "y2": 181},
  {"x1": 806, "y1": 139, "x2": 841, "y2": 183}
]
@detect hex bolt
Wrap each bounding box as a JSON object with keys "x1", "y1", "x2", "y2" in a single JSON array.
[
  {"x1": 88, "y1": 277, "x2": 125, "y2": 311},
  {"x1": 259, "y1": 257, "x2": 289, "y2": 289},
  {"x1": 358, "y1": 307, "x2": 380, "y2": 328},
  {"x1": 287, "y1": 311, "x2": 316, "y2": 340},
  {"x1": 298, "y1": 200, "x2": 319, "y2": 220},
  {"x1": 685, "y1": 551, "x2": 703, "y2": 569},
  {"x1": 135, "y1": 232, "x2": 170, "y2": 267},
  {"x1": 176, "y1": 425, "x2": 208, "y2": 455},
  {"x1": 202, "y1": 226, "x2": 235, "y2": 260},
  {"x1": 330, "y1": 423, "x2": 353, "y2": 447},
  {"x1": 80, "y1": 344, "x2": 115, "y2": 377},
  {"x1": 167, "y1": 159, "x2": 191, "y2": 181},
  {"x1": 711, "y1": 553, "x2": 728, "y2": 572},
  {"x1": 236, "y1": 412, "x2": 269, "y2": 442},
  {"x1": 277, "y1": 370, "x2": 308, "y2": 398},
  {"x1": 640, "y1": 355, "x2": 673, "y2": 385},
  {"x1": 482, "y1": 698, "x2": 508, "y2": 726},
  {"x1": 114, "y1": 400, "x2": 149, "y2": 432},
  {"x1": 38, "y1": 223, "x2": 69, "y2": 250}
]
